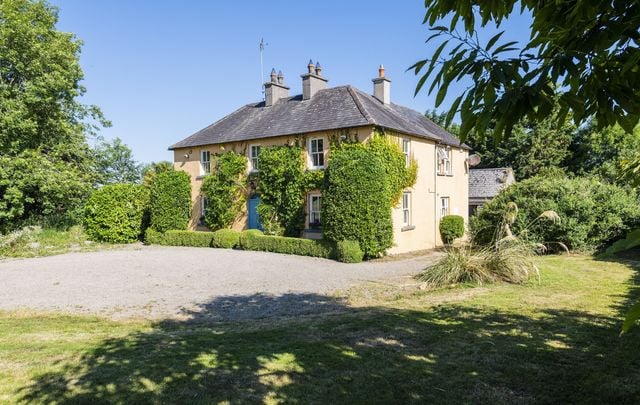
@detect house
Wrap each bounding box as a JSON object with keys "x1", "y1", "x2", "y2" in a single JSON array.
[
  {"x1": 468, "y1": 167, "x2": 516, "y2": 216},
  {"x1": 169, "y1": 62, "x2": 469, "y2": 254}
]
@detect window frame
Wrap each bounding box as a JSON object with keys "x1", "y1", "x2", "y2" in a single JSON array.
[
  {"x1": 249, "y1": 144, "x2": 261, "y2": 172},
  {"x1": 437, "y1": 146, "x2": 452, "y2": 176},
  {"x1": 402, "y1": 191, "x2": 411, "y2": 227},
  {"x1": 309, "y1": 193, "x2": 322, "y2": 228},
  {"x1": 402, "y1": 138, "x2": 411, "y2": 167},
  {"x1": 200, "y1": 195, "x2": 208, "y2": 225},
  {"x1": 309, "y1": 138, "x2": 325, "y2": 169},
  {"x1": 440, "y1": 196, "x2": 450, "y2": 219},
  {"x1": 200, "y1": 150, "x2": 211, "y2": 175}
]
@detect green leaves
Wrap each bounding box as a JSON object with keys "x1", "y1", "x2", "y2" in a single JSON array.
[
  {"x1": 413, "y1": 0, "x2": 640, "y2": 143},
  {"x1": 149, "y1": 171, "x2": 191, "y2": 233},
  {"x1": 201, "y1": 151, "x2": 247, "y2": 231}
]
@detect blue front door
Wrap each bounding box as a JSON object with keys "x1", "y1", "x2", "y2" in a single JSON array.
[{"x1": 248, "y1": 196, "x2": 262, "y2": 230}]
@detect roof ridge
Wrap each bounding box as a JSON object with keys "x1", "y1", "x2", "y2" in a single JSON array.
[{"x1": 346, "y1": 86, "x2": 374, "y2": 124}]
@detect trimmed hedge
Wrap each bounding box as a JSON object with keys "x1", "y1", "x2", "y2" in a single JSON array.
[
  {"x1": 336, "y1": 240, "x2": 364, "y2": 263},
  {"x1": 239, "y1": 229, "x2": 335, "y2": 258},
  {"x1": 440, "y1": 215, "x2": 465, "y2": 244},
  {"x1": 149, "y1": 170, "x2": 191, "y2": 232},
  {"x1": 322, "y1": 144, "x2": 393, "y2": 258},
  {"x1": 84, "y1": 184, "x2": 149, "y2": 243},
  {"x1": 212, "y1": 229, "x2": 240, "y2": 249},
  {"x1": 144, "y1": 229, "x2": 214, "y2": 247}
]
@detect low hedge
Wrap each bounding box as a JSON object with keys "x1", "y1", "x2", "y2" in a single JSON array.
[
  {"x1": 336, "y1": 240, "x2": 364, "y2": 263},
  {"x1": 212, "y1": 229, "x2": 241, "y2": 249},
  {"x1": 239, "y1": 229, "x2": 335, "y2": 259},
  {"x1": 144, "y1": 229, "x2": 214, "y2": 247},
  {"x1": 440, "y1": 215, "x2": 465, "y2": 244}
]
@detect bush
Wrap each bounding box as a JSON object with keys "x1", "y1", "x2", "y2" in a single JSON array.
[
  {"x1": 211, "y1": 229, "x2": 240, "y2": 249},
  {"x1": 322, "y1": 144, "x2": 393, "y2": 258},
  {"x1": 416, "y1": 241, "x2": 539, "y2": 287},
  {"x1": 144, "y1": 227, "x2": 166, "y2": 245},
  {"x1": 163, "y1": 230, "x2": 214, "y2": 247},
  {"x1": 336, "y1": 240, "x2": 364, "y2": 263},
  {"x1": 440, "y1": 215, "x2": 465, "y2": 244},
  {"x1": 201, "y1": 151, "x2": 247, "y2": 230},
  {"x1": 84, "y1": 184, "x2": 149, "y2": 243},
  {"x1": 470, "y1": 175, "x2": 640, "y2": 251},
  {"x1": 239, "y1": 230, "x2": 335, "y2": 258},
  {"x1": 149, "y1": 170, "x2": 191, "y2": 232}
]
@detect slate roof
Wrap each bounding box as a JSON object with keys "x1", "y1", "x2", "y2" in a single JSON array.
[
  {"x1": 169, "y1": 85, "x2": 465, "y2": 150},
  {"x1": 469, "y1": 168, "x2": 516, "y2": 199}
]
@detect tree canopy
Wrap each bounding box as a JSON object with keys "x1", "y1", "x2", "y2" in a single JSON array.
[
  {"x1": 92, "y1": 137, "x2": 142, "y2": 185},
  {"x1": 412, "y1": 0, "x2": 640, "y2": 141}
]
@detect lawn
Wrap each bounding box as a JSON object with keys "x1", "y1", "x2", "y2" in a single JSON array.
[{"x1": 1, "y1": 254, "x2": 639, "y2": 404}]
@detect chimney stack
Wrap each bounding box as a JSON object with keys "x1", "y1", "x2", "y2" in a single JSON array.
[
  {"x1": 372, "y1": 64, "x2": 391, "y2": 104},
  {"x1": 301, "y1": 59, "x2": 328, "y2": 100},
  {"x1": 264, "y1": 67, "x2": 290, "y2": 107}
]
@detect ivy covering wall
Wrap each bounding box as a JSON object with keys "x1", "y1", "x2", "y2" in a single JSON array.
[{"x1": 200, "y1": 151, "x2": 247, "y2": 230}]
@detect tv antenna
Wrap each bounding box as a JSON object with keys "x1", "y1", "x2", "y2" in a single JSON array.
[{"x1": 259, "y1": 38, "x2": 268, "y2": 97}]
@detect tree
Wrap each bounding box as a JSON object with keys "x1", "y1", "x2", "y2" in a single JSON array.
[
  {"x1": 142, "y1": 161, "x2": 174, "y2": 187},
  {"x1": 412, "y1": 1, "x2": 640, "y2": 141},
  {"x1": 0, "y1": 0, "x2": 108, "y2": 157},
  {"x1": 92, "y1": 137, "x2": 142, "y2": 185}
]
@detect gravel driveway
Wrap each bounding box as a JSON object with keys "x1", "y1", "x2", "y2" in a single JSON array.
[{"x1": 0, "y1": 246, "x2": 439, "y2": 321}]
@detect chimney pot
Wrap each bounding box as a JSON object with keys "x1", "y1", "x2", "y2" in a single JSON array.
[
  {"x1": 378, "y1": 64, "x2": 385, "y2": 78},
  {"x1": 277, "y1": 70, "x2": 284, "y2": 84},
  {"x1": 315, "y1": 61, "x2": 322, "y2": 76},
  {"x1": 307, "y1": 59, "x2": 315, "y2": 74},
  {"x1": 270, "y1": 68, "x2": 277, "y2": 83}
]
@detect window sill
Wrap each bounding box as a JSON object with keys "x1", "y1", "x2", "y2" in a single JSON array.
[
  {"x1": 436, "y1": 173, "x2": 453, "y2": 177},
  {"x1": 309, "y1": 166, "x2": 325, "y2": 171},
  {"x1": 401, "y1": 225, "x2": 415, "y2": 232},
  {"x1": 196, "y1": 175, "x2": 208, "y2": 180}
]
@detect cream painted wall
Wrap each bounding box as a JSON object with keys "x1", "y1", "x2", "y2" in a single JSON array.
[{"x1": 173, "y1": 125, "x2": 468, "y2": 254}]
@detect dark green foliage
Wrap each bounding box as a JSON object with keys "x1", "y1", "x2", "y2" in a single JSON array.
[
  {"x1": 256, "y1": 146, "x2": 307, "y2": 236},
  {"x1": 412, "y1": 0, "x2": 640, "y2": 141},
  {"x1": 142, "y1": 161, "x2": 174, "y2": 187},
  {"x1": 322, "y1": 144, "x2": 393, "y2": 258},
  {"x1": 201, "y1": 152, "x2": 247, "y2": 230},
  {"x1": 149, "y1": 171, "x2": 191, "y2": 232},
  {"x1": 470, "y1": 175, "x2": 640, "y2": 252},
  {"x1": 440, "y1": 215, "x2": 465, "y2": 244},
  {"x1": 335, "y1": 240, "x2": 364, "y2": 263},
  {"x1": 144, "y1": 228, "x2": 165, "y2": 245},
  {"x1": 163, "y1": 230, "x2": 214, "y2": 247},
  {"x1": 83, "y1": 184, "x2": 149, "y2": 243},
  {"x1": 211, "y1": 229, "x2": 240, "y2": 249},
  {"x1": 239, "y1": 230, "x2": 335, "y2": 258},
  {"x1": 0, "y1": 151, "x2": 94, "y2": 232}
]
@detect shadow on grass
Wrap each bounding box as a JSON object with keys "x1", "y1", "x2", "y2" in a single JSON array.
[{"x1": 17, "y1": 256, "x2": 640, "y2": 404}]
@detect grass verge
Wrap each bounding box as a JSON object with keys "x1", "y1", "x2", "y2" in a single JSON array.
[{"x1": 1, "y1": 254, "x2": 639, "y2": 403}]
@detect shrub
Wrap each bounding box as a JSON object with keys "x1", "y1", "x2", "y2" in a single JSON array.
[
  {"x1": 144, "y1": 227, "x2": 166, "y2": 245},
  {"x1": 163, "y1": 230, "x2": 214, "y2": 247},
  {"x1": 440, "y1": 215, "x2": 465, "y2": 244},
  {"x1": 416, "y1": 241, "x2": 539, "y2": 287},
  {"x1": 201, "y1": 151, "x2": 247, "y2": 230},
  {"x1": 149, "y1": 170, "x2": 191, "y2": 232},
  {"x1": 84, "y1": 184, "x2": 149, "y2": 243},
  {"x1": 322, "y1": 144, "x2": 393, "y2": 258},
  {"x1": 335, "y1": 240, "x2": 364, "y2": 263},
  {"x1": 239, "y1": 230, "x2": 335, "y2": 258},
  {"x1": 470, "y1": 175, "x2": 640, "y2": 252},
  {"x1": 211, "y1": 229, "x2": 240, "y2": 249}
]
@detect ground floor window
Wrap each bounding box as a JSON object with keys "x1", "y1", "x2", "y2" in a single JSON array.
[
  {"x1": 200, "y1": 196, "x2": 208, "y2": 225},
  {"x1": 309, "y1": 194, "x2": 321, "y2": 228},
  {"x1": 440, "y1": 197, "x2": 450, "y2": 219},
  {"x1": 402, "y1": 191, "x2": 411, "y2": 226}
]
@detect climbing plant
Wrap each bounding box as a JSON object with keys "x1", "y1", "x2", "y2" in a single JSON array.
[
  {"x1": 368, "y1": 131, "x2": 418, "y2": 204},
  {"x1": 256, "y1": 145, "x2": 308, "y2": 236},
  {"x1": 201, "y1": 151, "x2": 247, "y2": 230}
]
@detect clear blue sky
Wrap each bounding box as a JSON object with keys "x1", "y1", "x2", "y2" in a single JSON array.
[{"x1": 50, "y1": 1, "x2": 532, "y2": 164}]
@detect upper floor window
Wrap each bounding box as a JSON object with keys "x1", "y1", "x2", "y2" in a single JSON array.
[
  {"x1": 249, "y1": 145, "x2": 261, "y2": 172},
  {"x1": 440, "y1": 196, "x2": 450, "y2": 219},
  {"x1": 402, "y1": 191, "x2": 411, "y2": 227},
  {"x1": 200, "y1": 150, "x2": 211, "y2": 175},
  {"x1": 309, "y1": 138, "x2": 325, "y2": 169},
  {"x1": 437, "y1": 146, "x2": 452, "y2": 175},
  {"x1": 402, "y1": 139, "x2": 411, "y2": 167},
  {"x1": 309, "y1": 194, "x2": 322, "y2": 228}
]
